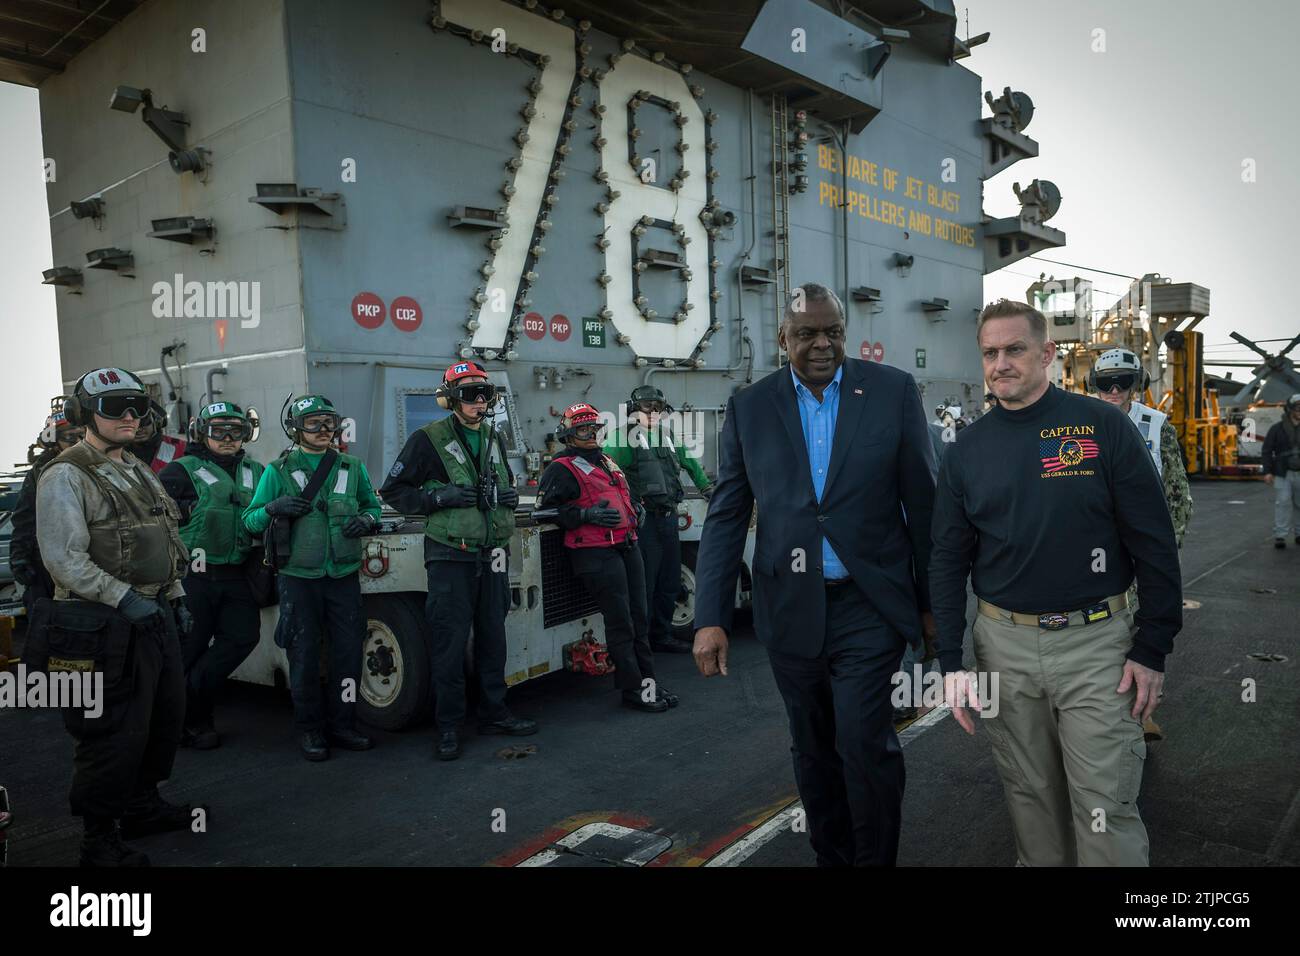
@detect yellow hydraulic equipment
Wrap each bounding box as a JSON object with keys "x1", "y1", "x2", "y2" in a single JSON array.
[{"x1": 1159, "y1": 329, "x2": 1256, "y2": 479}]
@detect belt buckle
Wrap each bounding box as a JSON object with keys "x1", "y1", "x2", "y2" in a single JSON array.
[{"x1": 1037, "y1": 612, "x2": 1069, "y2": 631}]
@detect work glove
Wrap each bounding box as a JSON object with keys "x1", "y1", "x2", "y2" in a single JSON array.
[
  {"x1": 701, "y1": 484, "x2": 715, "y2": 500},
  {"x1": 498, "y1": 486, "x2": 520, "y2": 509},
  {"x1": 579, "y1": 501, "x2": 622, "y2": 528},
  {"x1": 634, "y1": 502, "x2": 647, "y2": 527},
  {"x1": 342, "y1": 513, "x2": 376, "y2": 538},
  {"x1": 430, "y1": 484, "x2": 479, "y2": 510},
  {"x1": 266, "y1": 495, "x2": 312, "y2": 518},
  {"x1": 10, "y1": 558, "x2": 35, "y2": 587},
  {"x1": 172, "y1": 600, "x2": 194, "y2": 636},
  {"x1": 118, "y1": 589, "x2": 167, "y2": 625}
]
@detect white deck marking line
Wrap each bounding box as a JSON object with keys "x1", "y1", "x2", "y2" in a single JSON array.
[
  {"x1": 705, "y1": 706, "x2": 954, "y2": 866},
  {"x1": 704, "y1": 804, "x2": 803, "y2": 867},
  {"x1": 1183, "y1": 549, "x2": 1249, "y2": 590}
]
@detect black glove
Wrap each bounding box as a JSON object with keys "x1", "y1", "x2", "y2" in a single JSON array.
[
  {"x1": 498, "y1": 486, "x2": 520, "y2": 509},
  {"x1": 430, "y1": 484, "x2": 479, "y2": 510},
  {"x1": 266, "y1": 495, "x2": 311, "y2": 517},
  {"x1": 118, "y1": 589, "x2": 166, "y2": 624},
  {"x1": 10, "y1": 558, "x2": 35, "y2": 587},
  {"x1": 342, "y1": 513, "x2": 376, "y2": 538},
  {"x1": 701, "y1": 484, "x2": 715, "y2": 500},
  {"x1": 579, "y1": 501, "x2": 622, "y2": 528},
  {"x1": 634, "y1": 502, "x2": 647, "y2": 527},
  {"x1": 172, "y1": 600, "x2": 194, "y2": 635}
]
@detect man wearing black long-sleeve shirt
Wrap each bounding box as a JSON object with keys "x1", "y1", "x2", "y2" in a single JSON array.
[{"x1": 929, "y1": 300, "x2": 1181, "y2": 867}]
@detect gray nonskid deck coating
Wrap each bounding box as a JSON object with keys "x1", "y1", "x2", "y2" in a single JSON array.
[{"x1": 1, "y1": 481, "x2": 1294, "y2": 866}]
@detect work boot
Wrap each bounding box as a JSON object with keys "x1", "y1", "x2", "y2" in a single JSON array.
[
  {"x1": 80, "y1": 817, "x2": 149, "y2": 867},
  {"x1": 120, "y1": 789, "x2": 197, "y2": 839},
  {"x1": 327, "y1": 728, "x2": 374, "y2": 751},
  {"x1": 1275, "y1": 538, "x2": 1286, "y2": 549},
  {"x1": 621, "y1": 692, "x2": 669, "y2": 713},
  {"x1": 655, "y1": 685, "x2": 680, "y2": 708},
  {"x1": 478, "y1": 714, "x2": 538, "y2": 736},
  {"x1": 1295, "y1": 535, "x2": 1300, "y2": 546},
  {"x1": 301, "y1": 730, "x2": 330, "y2": 762},
  {"x1": 182, "y1": 716, "x2": 220, "y2": 750},
  {"x1": 651, "y1": 636, "x2": 693, "y2": 654},
  {"x1": 437, "y1": 731, "x2": 461, "y2": 761}
]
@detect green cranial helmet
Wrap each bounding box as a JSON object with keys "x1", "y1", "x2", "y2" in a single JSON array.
[
  {"x1": 282, "y1": 394, "x2": 340, "y2": 438},
  {"x1": 191, "y1": 400, "x2": 257, "y2": 443}
]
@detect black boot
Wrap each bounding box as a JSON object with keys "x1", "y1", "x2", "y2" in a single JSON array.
[
  {"x1": 478, "y1": 714, "x2": 538, "y2": 736},
  {"x1": 655, "y1": 686, "x2": 680, "y2": 708},
  {"x1": 182, "y1": 715, "x2": 220, "y2": 750},
  {"x1": 622, "y1": 692, "x2": 669, "y2": 713},
  {"x1": 120, "y1": 789, "x2": 197, "y2": 839},
  {"x1": 80, "y1": 816, "x2": 150, "y2": 867},
  {"x1": 437, "y1": 731, "x2": 461, "y2": 761},
  {"x1": 1276, "y1": 538, "x2": 1287, "y2": 549},
  {"x1": 327, "y1": 728, "x2": 374, "y2": 751},
  {"x1": 301, "y1": 730, "x2": 330, "y2": 762}
]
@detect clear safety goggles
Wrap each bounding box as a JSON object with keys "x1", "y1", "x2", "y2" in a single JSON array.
[
  {"x1": 203, "y1": 421, "x2": 252, "y2": 441},
  {"x1": 297, "y1": 414, "x2": 340, "y2": 434}
]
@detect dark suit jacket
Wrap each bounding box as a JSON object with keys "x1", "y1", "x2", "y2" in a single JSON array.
[{"x1": 695, "y1": 358, "x2": 937, "y2": 657}]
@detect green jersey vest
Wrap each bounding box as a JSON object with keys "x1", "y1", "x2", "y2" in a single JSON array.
[
  {"x1": 176, "y1": 454, "x2": 265, "y2": 565},
  {"x1": 620, "y1": 429, "x2": 684, "y2": 508},
  {"x1": 269, "y1": 449, "x2": 365, "y2": 576},
  {"x1": 419, "y1": 417, "x2": 515, "y2": 551}
]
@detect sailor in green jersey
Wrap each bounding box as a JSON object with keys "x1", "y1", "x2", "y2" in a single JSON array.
[
  {"x1": 379, "y1": 361, "x2": 537, "y2": 762},
  {"x1": 602, "y1": 385, "x2": 713, "y2": 654},
  {"x1": 242, "y1": 395, "x2": 382, "y2": 762},
  {"x1": 159, "y1": 401, "x2": 264, "y2": 750}
]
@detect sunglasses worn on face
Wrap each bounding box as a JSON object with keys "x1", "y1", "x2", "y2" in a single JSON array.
[
  {"x1": 299, "y1": 415, "x2": 339, "y2": 434},
  {"x1": 96, "y1": 394, "x2": 151, "y2": 420},
  {"x1": 1095, "y1": 373, "x2": 1138, "y2": 393},
  {"x1": 454, "y1": 383, "x2": 497, "y2": 405}
]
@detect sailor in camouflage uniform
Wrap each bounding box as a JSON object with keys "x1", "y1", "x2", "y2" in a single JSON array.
[{"x1": 1090, "y1": 348, "x2": 1193, "y2": 740}]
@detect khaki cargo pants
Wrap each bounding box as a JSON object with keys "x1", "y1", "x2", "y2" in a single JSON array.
[{"x1": 973, "y1": 602, "x2": 1149, "y2": 866}]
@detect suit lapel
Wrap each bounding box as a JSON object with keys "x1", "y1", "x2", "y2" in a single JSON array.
[
  {"x1": 771, "y1": 367, "x2": 815, "y2": 498},
  {"x1": 824, "y1": 359, "x2": 870, "y2": 494}
]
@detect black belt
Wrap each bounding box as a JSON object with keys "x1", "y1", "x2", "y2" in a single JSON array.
[{"x1": 821, "y1": 574, "x2": 852, "y2": 598}]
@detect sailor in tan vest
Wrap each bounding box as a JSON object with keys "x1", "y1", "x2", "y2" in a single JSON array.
[{"x1": 33, "y1": 367, "x2": 199, "y2": 867}]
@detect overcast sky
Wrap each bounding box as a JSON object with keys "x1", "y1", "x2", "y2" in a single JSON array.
[{"x1": 1, "y1": 0, "x2": 1296, "y2": 467}]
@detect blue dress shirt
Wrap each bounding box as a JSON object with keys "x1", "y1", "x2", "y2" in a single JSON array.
[{"x1": 791, "y1": 364, "x2": 849, "y2": 580}]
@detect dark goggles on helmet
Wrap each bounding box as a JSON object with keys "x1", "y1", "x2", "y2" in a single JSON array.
[
  {"x1": 634, "y1": 400, "x2": 665, "y2": 415},
  {"x1": 95, "y1": 394, "x2": 151, "y2": 420},
  {"x1": 452, "y1": 382, "x2": 498, "y2": 406},
  {"x1": 204, "y1": 421, "x2": 252, "y2": 441},
  {"x1": 297, "y1": 414, "x2": 340, "y2": 434},
  {"x1": 1094, "y1": 372, "x2": 1139, "y2": 393}
]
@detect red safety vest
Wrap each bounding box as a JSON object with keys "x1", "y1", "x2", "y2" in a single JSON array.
[{"x1": 556, "y1": 454, "x2": 638, "y2": 548}]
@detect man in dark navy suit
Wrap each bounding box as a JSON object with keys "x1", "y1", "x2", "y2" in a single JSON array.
[{"x1": 693, "y1": 282, "x2": 937, "y2": 866}]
